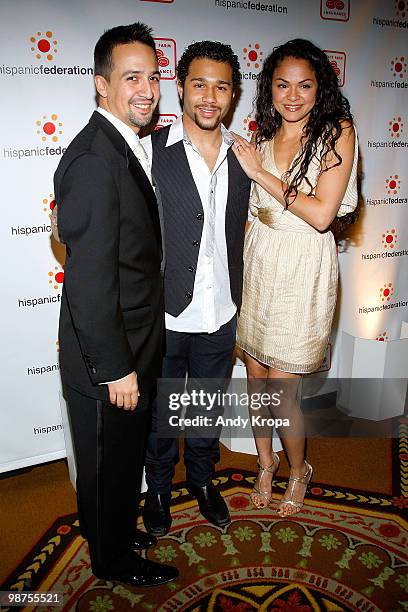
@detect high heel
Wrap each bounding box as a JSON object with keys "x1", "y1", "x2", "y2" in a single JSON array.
[
  {"x1": 250, "y1": 451, "x2": 280, "y2": 508},
  {"x1": 278, "y1": 461, "x2": 313, "y2": 516}
]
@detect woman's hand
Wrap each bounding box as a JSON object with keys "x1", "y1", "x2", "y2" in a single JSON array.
[{"x1": 230, "y1": 131, "x2": 263, "y2": 180}]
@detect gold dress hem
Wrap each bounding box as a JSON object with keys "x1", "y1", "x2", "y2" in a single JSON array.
[{"x1": 237, "y1": 342, "x2": 326, "y2": 375}]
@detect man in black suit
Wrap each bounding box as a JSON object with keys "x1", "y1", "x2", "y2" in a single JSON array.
[
  {"x1": 141, "y1": 42, "x2": 250, "y2": 536},
  {"x1": 54, "y1": 23, "x2": 178, "y2": 586}
]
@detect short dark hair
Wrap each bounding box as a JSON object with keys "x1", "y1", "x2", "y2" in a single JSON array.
[
  {"x1": 94, "y1": 22, "x2": 156, "y2": 81},
  {"x1": 177, "y1": 40, "x2": 241, "y2": 90}
]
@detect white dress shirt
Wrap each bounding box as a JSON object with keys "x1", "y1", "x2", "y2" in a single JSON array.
[
  {"x1": 142, "y1": 116, "x2": 236, "y2": 334},
  {"x1": 96, "y1": 107, "x2": 152, "y2": 384}
]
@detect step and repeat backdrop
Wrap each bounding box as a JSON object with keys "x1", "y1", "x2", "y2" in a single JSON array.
[{"x1": 0, "y1": 0, "x2": 407, "y2": 472}]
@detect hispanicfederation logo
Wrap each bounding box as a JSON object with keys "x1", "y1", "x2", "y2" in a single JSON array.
[
  {"x1": 36, "y1": 114, "x2": 63, "y2": 142},
  {"x1": 372, "y1": 0, "x2": 408, "y2": 28},
  {"x1": 367, "y1": 114, "x2": 407, "y2": 151},
  {"x1": 361, "y1": 226, "x2": 407, "y2": 259},
  {"x1": 370, "y1": 55, "x2": 408, "y2": 90},
  {"x1": 325, "y1": 50, "x2": 346, "y2": 87},
  {"x1": 30, "y1": 30, "x2": 58, "y2": 61},
  {"x1": 0, "y1": 29, "x2": 90, "y2": 78},
  {"x1": 359, "y1": 282, "x2": 408, "y2": 316},
  {"x1": 154, "y1": 38, "x2": 176, "y2": 80},
  {"x1": 320, "y1": 0, "x2": 350, "y2": 22},
  {"x1": 376, "y1": 331, "x2": 389, "y2": 341}
]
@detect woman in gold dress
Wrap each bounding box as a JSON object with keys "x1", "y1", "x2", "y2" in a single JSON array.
[{"x1": 232, "y1": 39, "x2": 358, "y2": 516}]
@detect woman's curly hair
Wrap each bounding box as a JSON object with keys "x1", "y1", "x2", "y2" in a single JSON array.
[{"x1": 255, "y1": 39, "x2": 357, "y2": 234}]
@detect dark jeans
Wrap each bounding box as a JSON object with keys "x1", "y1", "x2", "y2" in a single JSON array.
[{"x1": 145, "y1": 315, "x2": 236, "y2": 493}]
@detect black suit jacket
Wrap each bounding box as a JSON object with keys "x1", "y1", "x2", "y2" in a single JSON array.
[
  {"x1": 151, "y1": 124, "x2": 251, "y2": 317},
  {"x1": 54, "y1": 111, "x2": 164, "y2": 400}
]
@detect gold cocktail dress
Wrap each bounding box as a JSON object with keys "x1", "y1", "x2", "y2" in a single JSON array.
[{"x1": 236, "y1": 134, "x2": 358, "y2": 373}]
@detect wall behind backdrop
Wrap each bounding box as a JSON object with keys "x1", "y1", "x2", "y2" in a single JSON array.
[{"x1": 0, "y1": 0, "x2": 407, "y2": 472}]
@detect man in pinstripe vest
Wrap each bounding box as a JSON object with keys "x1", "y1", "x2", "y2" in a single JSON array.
[{"x1": 142, "y1": 41, "x2": 250, "y2": 536}]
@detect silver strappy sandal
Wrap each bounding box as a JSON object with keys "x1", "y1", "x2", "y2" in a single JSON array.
[
  {"x1": 250, "y1": 451, "x2": 280, "y2": 509},
  {"x1": 278, "y1": 461, "x2": 313, "y2": 516}
]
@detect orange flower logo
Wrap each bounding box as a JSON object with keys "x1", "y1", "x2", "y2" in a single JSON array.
[
  {"x1": 382, "y1": 229, "x2": 398, "y2": 249},
  {"x1": 48, "y1": 265, "x2": 64, "y2": 291},
  {"x1": 379, "y1": 283, "x2": 394, "y2": 302},
  {"x1": 243, "y1": 112, "x2": 257, "y2": 139},
  {"x1": 395, "y1": 0, "x2": 407, "y2": 17},
  {"x1": 391, "y1": 56, "x2": 407, "y2": 79},
  {"x1": 389, "y1": 116, "x2": 404, "y2": 138},
  {"x1": 30, "y1": 31, "x2": 58, "y2": 61},
  {"x1": 243, "y1": 43, "x2": 263, "y2": 70},
  {"x1": 386, "y1": 175, "x2": 401, "y2": 194},
  {"x1": 36, "y1": 114, "x2": 63, "y2": 142},
  {"x1": 43, "y1": 193, "x2": 56, "y2": 214}
]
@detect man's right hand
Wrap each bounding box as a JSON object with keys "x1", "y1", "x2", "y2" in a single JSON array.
[
  {"x1": 50, "y1": 204, "x2": 63, "y2": 243},
  {"x1": 108, "y1": 371, "x2": 139, "y2": 411}
]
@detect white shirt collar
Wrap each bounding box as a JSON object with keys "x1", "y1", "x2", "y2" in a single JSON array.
[
  {"x1": 165, "y1": 115, "x2": 234, "y2": 148},
  {"x1": 97, "y1": 106, "x2": 141, "y2": 151}
]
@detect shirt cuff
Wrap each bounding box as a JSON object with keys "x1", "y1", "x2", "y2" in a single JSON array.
[{"x1": 99, "y1": 375, "x2": 129, "y2": 385}]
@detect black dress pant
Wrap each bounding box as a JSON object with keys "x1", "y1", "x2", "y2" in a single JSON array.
[
  {"x1": 145, "y1": 315, "x2": 236, "y2": 493},
  {"x1": 65, "y1": 385, "x2": 150, "y2": 573}
]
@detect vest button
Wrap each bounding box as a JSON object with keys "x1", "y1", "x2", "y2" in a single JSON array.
[
  {"x1": 188, "y1": 266, "x2": 195, "y2": 272},
  {"x1": 192, "y1": 240, "x2": 199, "y2": 246},
  {"x1": 185, "y1": 291, "x2": 193, "y2": 299},
  {"x1": 196, "y1": 213, "x2": 203, "y2": 220}
]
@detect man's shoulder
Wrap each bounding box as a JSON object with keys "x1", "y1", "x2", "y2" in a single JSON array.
[
  {"x1": 55, "y1": 114, "x2": 115, "y2": 178},
  {"x1": 64, "y1": 114, "x2": 109, "y2": 157}
]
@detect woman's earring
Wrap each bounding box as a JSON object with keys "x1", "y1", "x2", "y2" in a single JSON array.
[{"x1": 271, "y1": 105, "x2": 275, "y2": 117}]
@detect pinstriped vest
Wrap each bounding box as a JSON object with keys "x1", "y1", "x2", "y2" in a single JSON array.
[{"x1": 151, "y1": 124, "x2": 251, "y2": 318}]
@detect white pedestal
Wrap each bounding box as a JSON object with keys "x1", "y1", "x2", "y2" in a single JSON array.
[
  {"x1": 337, "y1": 331, "x2": 408, "y2": 420},
  {"x1": 220, "y1": 362, "x2": 283, "y2": 455}
]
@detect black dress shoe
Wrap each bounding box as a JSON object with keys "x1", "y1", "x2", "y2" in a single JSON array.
[
  {"x1": 188, "y1": 482, "x2": 231, "y2": 528},
  {"x1": 131, "y1": 529, "x2": 157, "y2": 550},
  {"x1": 95, "y1": 553, "x2": 178, "y2": 587},
  {"x1": 142, "y1": 490, "x2": 172, "y2": 537}
]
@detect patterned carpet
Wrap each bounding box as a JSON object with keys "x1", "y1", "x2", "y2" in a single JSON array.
[{"x1": 1, "y1": 432, "x2": 407, "y2": 612}]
